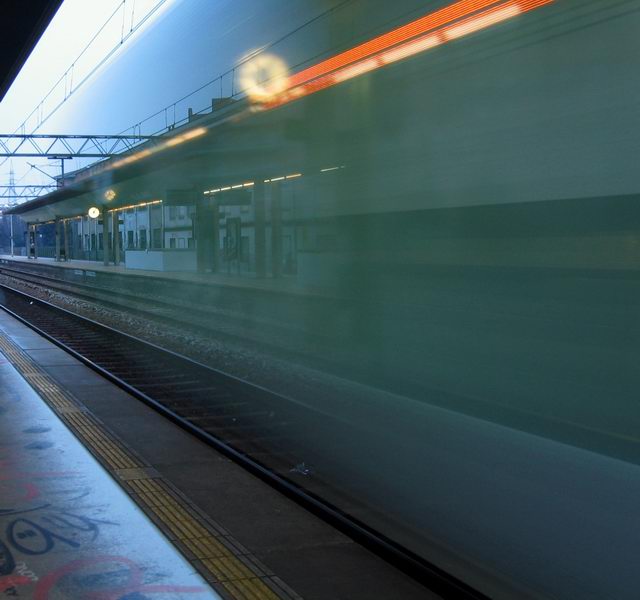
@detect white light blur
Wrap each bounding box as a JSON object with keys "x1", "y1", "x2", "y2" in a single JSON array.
[
  {"x1": 238, "y1": 53, "x2": 289, "y2": 102},
  {"x1": 445, "y1": 5, "x2": 521, "y2": 40},
  {"x1": 333, "y1": 59, "x2": 379, "y2": 83},
  {"x1": 382, "y1": 35, "x2": 441, "y2": 65}
]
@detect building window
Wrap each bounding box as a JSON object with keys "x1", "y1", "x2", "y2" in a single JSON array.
[
  {"x1": 169, "y1": 206, "x2": 177, "y2": 220},
  {"x1": 169, "y1": 238, "x2": 176, "y2": 249},
  {"x1": 187, "y1": 237, "x2": 194, "y2": 249},
  {"x1": 139, "y1": 229, "x2": 147, "y2": 250},
  {"x1": 152, "y1": 228, "x2": 162, "y2": 249},
  {"x1": 127, "y1": 230, "x2": 134, "y2": 248}
]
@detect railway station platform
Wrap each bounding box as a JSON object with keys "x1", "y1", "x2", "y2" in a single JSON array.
[
  {"x1": 0, "y1": 308, "x2": 433, "y2": 599},
  {"x1": 0, "y1": 255, "x2": 316, "y2": 298}
]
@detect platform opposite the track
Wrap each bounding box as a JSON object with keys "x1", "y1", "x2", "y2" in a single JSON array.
[{"x1": 0, "y1": 255, "x2": 319, "y2": 298}]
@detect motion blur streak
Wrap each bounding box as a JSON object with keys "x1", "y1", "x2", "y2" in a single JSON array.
[
  {"x1": 445, "y1": 4, "x2": 522, "y2": 39},
  {"x1": 381, "y1": 35, "x2": 442, "y2": 65},
  {"x1": 111, "y1": 127, "x2": 207, "y2": 169},
  {"x1": 287, "y1": 0, "x2": 510, "y2": 88},
  {"x1": 265, "y1": 0, "x2": 553, "y2": 109}
]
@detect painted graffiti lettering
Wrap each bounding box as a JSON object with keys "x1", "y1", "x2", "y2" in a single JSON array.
[
  {"x1": 7, "y1": 518, "x2": 80, "y2": 555},
  {"x1": 0, "y1": 463, "x2": 75, "y2": 516},
  {"x1": 5, "y1": 511, "x2": 116, "y2": 556},
  {"x1": 0, "y1": 576, "x2": 29, "y2": 595},
  {"x1": 34, "y1": 555, "x2": 207, "y2": 599},
  {"x1": 14, "y1": 561, "x2": 38, "y2": 582},
  {"x1": 0, "y1": 509, "x2": 119, "y2": 586},
  {"x1": 40, "y1": 511, "x2": 116, "y2": 542},
  {"x1": 0, "y1": 538, "x2": 14, "y2": 577}
]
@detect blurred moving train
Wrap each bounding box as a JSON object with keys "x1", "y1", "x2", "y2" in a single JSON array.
[{"x1": 6, "y1": 1, "x2": 640, "y2": 598}]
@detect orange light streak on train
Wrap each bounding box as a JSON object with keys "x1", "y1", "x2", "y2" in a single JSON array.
[{"x1": 263, "y1": 0, "x2": 554, "y2": 109}]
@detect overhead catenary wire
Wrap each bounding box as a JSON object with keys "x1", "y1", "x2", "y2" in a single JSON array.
[{"x1": 0, "y1": 0, "x2": 171, "y2": 172}]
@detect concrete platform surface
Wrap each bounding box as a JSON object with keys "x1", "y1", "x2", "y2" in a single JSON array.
[{"x1": 0, "y1": 337, "x2": 220, "y2": 598}]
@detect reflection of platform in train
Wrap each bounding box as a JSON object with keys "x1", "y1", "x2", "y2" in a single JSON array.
[
  {"x1": 5, "y1": 0, "x2": 639, "y2": 280},
  {"x1": 2, "y1": 250, "x2": 639, "y2": 469}
]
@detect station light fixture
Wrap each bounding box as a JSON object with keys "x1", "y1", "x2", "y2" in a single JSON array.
[
  {"x1": 107, "y1": 199, "x2": 162, "y2": 213},
  {"x1": 239, "y1": 53, "x2": 289, "y2": 102},
  {"x1": 104, "y1": 189, "x2": 116, "y2": 201},
  {"x1": 204, "y1": 182, "x2": 254, "y2": 195}
]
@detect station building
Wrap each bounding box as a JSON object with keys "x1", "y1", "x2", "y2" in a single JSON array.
[{"x1": 5, "y1": 107, "x2": 300, "y2": 281}]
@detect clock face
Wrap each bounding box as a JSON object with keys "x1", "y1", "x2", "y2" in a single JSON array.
[{"x1": 88, "y1": 207, "x2": 100, "y2": 219}]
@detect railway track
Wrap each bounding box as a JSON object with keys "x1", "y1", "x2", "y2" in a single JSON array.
[
  {"x1": 3, "y1": 262, "x2": 639, "y2": 468},
  {"x1": 0, "y1": 263, "x2": 313, "y2": 353},
  {"x1": 0, "y1": 282, "x2": 484, "y2": 600}
]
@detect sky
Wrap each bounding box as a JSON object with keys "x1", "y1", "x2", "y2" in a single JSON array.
[{"x1": 0, "y1": 0, "x2": 178, "y2": 190}]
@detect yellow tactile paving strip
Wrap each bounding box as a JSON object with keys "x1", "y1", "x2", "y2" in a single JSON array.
[{"x1": 0, "y1": 331, "x2": 301, "y2": 600}]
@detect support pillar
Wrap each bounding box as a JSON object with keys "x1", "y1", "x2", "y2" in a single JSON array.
[
  {"x1": 27, "y1": 223, "x2": 38, "y2": 255},
  {"x1": 54, "y1": 218, "x2": 61, "y2": 261},
  {"x1": 63, "y1": 219, "x2": 69, "y2": 261},
  {"x1": 254, "y1": 180, "x2": 266, "y2": 278},
  {"x1": 271, "y1": 181, "x2": 282, "y2": 278},
  {"x1": 27, "y1": 225, "x2": 33, "y2": 259},
  {"x1": 112, "y1": 210, "x2": 120, "y2": 265},
  {"x1": 103, "y1": 209, "x2": 110, "y2": 266},
  {"x1": 196, "y1": 195, "x2": 217, "y2": 273},
  {"x1": 211, "y1": 201, "x2": 219, "y2": 273}
]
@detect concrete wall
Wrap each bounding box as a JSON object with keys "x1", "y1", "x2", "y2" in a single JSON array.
[{"x1": 125, "y1": 249, "x2": 197, "y2": 271}]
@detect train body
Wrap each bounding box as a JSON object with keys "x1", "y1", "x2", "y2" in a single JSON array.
[{"x1": 6, "y1": 1, "x2": 640, "y2": 598}]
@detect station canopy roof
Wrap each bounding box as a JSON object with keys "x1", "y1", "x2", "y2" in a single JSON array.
[{"x1": 1, "y1": 0, "x2": 63, "y2": 102}]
